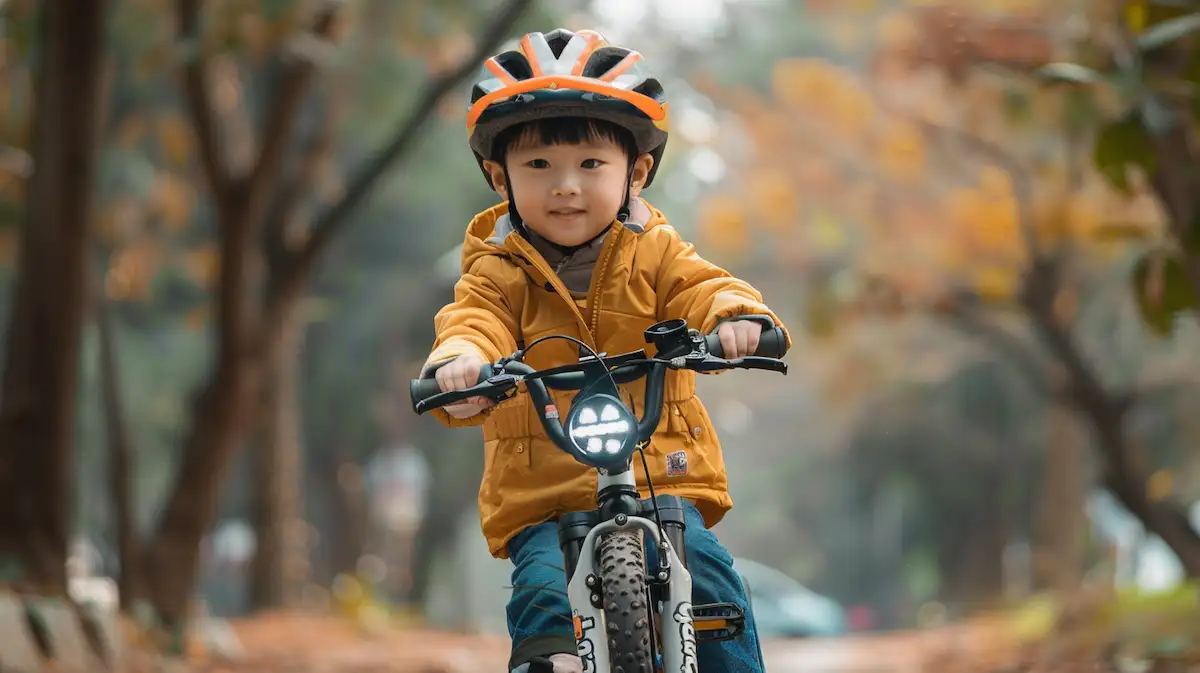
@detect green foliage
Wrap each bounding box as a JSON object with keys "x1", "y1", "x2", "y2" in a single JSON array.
[
  {"x1": 1135, "y1": 12, "x2": 1200, "y2": 52},
  {"x1": 1093, "y1": 112, "x2": 1157, "y2": 194},
  {"x1": 1034, "y1": 1, "x2": 1200, "y2": 336},
  {"x1": 1130, "y1": 250, "x2": 1198, "y2": 336}
]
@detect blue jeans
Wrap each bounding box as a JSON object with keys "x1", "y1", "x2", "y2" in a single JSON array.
[{"x1": 506, "y1": 500, "x2": 766, "y2": 672}]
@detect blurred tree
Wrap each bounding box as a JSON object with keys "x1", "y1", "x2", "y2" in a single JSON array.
[
  {"x1": 912, "y1": 0, "x2": 1200, "y2": 575},
  {"x1": 697, "y1": 15, "x2": 1200, "y2": 580},
  {"x1": 885, "y1": 10, "x2": 1200, "y2": 578},
  {"x1": 0, "y1": 0, "x2": 109, "y2": 594},
  {"x1": 96, "y1": 288, "x2": 140, "y2": 610},
  {"x1": 841, "y1": 356, "x2": 1042, "y2": 613},
  {"x1": 1035, "y1": 1, "x2": 1200, "y2": 335},
  {"x1": 129, "y1": 0, "x2": 537, "y2": 625}
]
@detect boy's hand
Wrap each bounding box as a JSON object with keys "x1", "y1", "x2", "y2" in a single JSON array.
[
  {"x1": 716, "y1": 320, "x2": 763, "y2": 359},
  {"x1": 435, "y1": 353, "x2": 496, "y2": 419}
]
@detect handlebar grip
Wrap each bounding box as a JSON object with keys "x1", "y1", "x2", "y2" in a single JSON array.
[
  {"x1": 409, "y1": 363, "x2": 495, "y2": 407},
  {"x1": 705, "y1": 326, "x2": 788, "y2": 359}
]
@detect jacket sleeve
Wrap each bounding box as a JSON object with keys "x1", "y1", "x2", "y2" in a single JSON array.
[
  {"x1": 422, "y1": 259, "x2": 521, "y2": 428},
  {"x1": 655, "y1": 225, "x2": 792, "y2": 346}
]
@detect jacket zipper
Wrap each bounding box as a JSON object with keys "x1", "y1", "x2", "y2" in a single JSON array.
[
  {"x1": 585, "y1": 226, "x2": 621, "y2": 339},
  {"x1": 509, "y1": 225, "x2": 623, "y2": 345}
]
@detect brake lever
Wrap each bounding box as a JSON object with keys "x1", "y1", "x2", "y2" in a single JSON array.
[
  {"x1": 672, "y1": 353, "x2": 788, "y2": 374},
  {"x1": 684, "y1": 356, "x2": 734, "y2": 373},
  {"x1": 731, "y1": 356, "x2": 787, "y2": 373},
  {"x1": 413, "y1": 374, "x2": 519, "y2": 414}
]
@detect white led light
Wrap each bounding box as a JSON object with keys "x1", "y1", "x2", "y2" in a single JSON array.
[
  {"x1": 567, "y1": 396, "x2": 635, "y2": 460},
  {"x1": 570, "y1": 420, "x2": 630, "y2": 438}
]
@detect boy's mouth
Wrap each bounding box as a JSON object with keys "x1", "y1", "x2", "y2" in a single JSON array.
[{"x1": 548, "y1": 208, "x2": 586, "y2": 217}]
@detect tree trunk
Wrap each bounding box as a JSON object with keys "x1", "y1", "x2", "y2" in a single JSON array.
[
  {"x1": 140, "y1": 350, "x2": 263, "y2": 626},
  {"x1": 135, "y1": 0, "x2": 531, "y2": 629},
  {"x1": 1031, "y1": 402, "x2": 1085, "y2": 592},
  {"x1": 0, "y1": 0, "x2": 107, "y2": 594},
  {"x1": 249, "y1": 312, "x2": 305, "y2": 611},
  {"x1": 937, "y1": 485, "x2": 1010, "y2": 613},
  {"x1": 1095, "y1": 416, "x2": 1200, "y2": 577},
  {"x1": 97, "y1": 295, "x2": 140, "y2": 610},
  {"x1": 330, "y1": 453, "x2": 369, "y2": 580},
  {"x1": 407, "y1": 448, "x2": 480, "y2": 609},
  {"x1": 1022, "y1": 274, "x2": 1200, "y2": 578},
  {"x1": 407, "y1": 491, "x2": 465, "y2": 609}
]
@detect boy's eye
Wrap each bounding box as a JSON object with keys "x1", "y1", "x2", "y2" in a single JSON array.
[
  {"x1": 527, "y1": 159, "x2": 549, "y2": 169},
  {"x1": 581, "y1": 158, "x2": 603, "y2": 169}
]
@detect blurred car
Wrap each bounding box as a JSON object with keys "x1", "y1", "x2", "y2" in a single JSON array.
[{"x1": 733, "y1": 557, "x2": 847, "y2": 638}]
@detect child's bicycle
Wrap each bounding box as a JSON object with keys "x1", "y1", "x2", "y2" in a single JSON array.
[{"x1": 410, "y1": 318, "x2": 787, "y2": 672}]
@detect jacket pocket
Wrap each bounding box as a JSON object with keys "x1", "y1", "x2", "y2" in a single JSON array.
[
  {"x1": 667, "y1": 397, "x2": 724, "y2": 486},
  {"x1": 484, "y1": 396, "x2": 534, "y2": 471}
]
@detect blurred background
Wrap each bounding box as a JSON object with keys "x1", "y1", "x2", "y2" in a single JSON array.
[{"x1": 2, "y1": 0, "x2": 1200, "y2": 670}]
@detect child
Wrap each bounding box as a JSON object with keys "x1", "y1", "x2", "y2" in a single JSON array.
[{"x1": 421, "y1": 29, "x2": 790, "y2": 673}]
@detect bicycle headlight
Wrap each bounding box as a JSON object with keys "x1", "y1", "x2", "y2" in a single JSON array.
[{"x1": 565, "y1": 393, "x2": 637, "y2": 463}]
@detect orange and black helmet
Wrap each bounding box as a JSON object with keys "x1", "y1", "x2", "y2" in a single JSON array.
[{"x1": 467, "y1": 29, "x2": 670, "y2": 188}]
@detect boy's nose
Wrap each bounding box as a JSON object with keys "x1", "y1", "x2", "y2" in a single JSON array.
[{"x1": 551, "y1": 173, "x2": 581, "y2": 196}]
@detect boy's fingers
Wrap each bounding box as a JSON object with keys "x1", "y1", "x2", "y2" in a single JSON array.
[
  {"x1": 453, "y1": 365, "x2": 471, "y2": 392},
  {"x1": 718, "y1": 324, "x2": 737, "y2": 360},
  {"x1": 435, "y1": 366, "x2": 453, "y2": 393},
  {"x1": 735, "y1": 326, "x2": 749, "y2": 357},
  {"x1": 745, "y1": 324, "x2": 760, "y2": 355}
]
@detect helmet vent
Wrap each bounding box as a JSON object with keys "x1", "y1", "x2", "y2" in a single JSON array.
[
  {"x1": 543, "y1": 29, "x2": 573, "y2": 58},
  {"x1": 582, "y1": 47, "x2": 631, "y2": 78},
  {"x1": 494, "y1": 50, "x2": 534, "y2": 80},
  {"x1": 633, "y1": 78, "x2": 664, "y2": 99}
]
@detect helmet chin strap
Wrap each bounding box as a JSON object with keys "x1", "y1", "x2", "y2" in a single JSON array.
[{"x1": 507, "y1": 161, "x2": 637, "y2": 256}]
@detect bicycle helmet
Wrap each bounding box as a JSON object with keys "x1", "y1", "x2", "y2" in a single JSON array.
[{"x1": 467, "y1": 29, "x2": 670, "y2": 190}]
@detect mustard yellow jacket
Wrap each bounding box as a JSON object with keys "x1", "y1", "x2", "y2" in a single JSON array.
[{"x1": 424, "y1": 201, "x2": 790, "y2": 558}]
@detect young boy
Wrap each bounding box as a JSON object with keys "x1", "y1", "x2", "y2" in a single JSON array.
[{"x1": 421, "y1": 29, "x2": 790, "y2": 673}]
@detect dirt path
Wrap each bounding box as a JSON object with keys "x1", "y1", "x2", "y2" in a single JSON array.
[{"x1": 198, "y1": 613, "x2": 1026, "y2": 672}]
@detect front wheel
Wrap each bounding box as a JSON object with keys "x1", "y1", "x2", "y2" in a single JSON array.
[{"x1": 598, "y1": 530, "x2": 654, "y2": 673}]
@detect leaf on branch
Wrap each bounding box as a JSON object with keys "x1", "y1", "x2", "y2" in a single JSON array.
[
  {"x1": 1136, "y1": 12, "x2": 1200, "y2": 52},
  {"x1": 152, "y1": 173, "x2": 195, "y2": 231},
  {"x1": 183, "y1": 245, "x2": 220, "y2": 288},
  {"x1": 1036, "y1": 62, "x2": 1105, "y2": 86},
  {"x1": 1089, "y1": 221, "x2": 1157, "y2": 242},
  {"x1": 1093, "y1": 113, "x2": 1156, "y2": 194},
  {"x1": 1130, "y1": 249, "x2": 1198, "y2": 336},
  {"x1": 971, "y1": 266, "x2": 1020, "y2": 303},
  {"x1": 157, "y1": 112, "x2": 195, "y2": 166}
]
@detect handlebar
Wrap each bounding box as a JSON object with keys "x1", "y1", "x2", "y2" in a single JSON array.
[
  {"x1": 408, "y1": 324, "x2": 787, "y2": 402},
  {"x1": 703, "y1": 324, "x2": 787, "y2": 359},
  {"x1": 409, "y1": 319, "x2": 788, "y2": 467}
]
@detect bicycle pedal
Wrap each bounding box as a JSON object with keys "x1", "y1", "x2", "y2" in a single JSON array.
[{"x1": 690, "y1": 602, "x2": 745, "y2": 642}]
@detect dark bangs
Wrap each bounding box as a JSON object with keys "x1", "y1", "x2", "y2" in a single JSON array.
[{"x1": 494, "y1": 117, "x2": 637, "y2": 165}]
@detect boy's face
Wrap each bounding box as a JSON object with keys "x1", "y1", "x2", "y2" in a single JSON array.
[{"x1": 484, "y1": 136, "x2": 653, "y2": 248}]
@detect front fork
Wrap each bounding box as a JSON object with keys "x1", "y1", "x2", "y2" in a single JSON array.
[
  {"x1": 561, "y1": 512, "x2": 697, "y2": 673},
  {"x1": 558, "y1": 494, "x2": 688, "y2": 580}
]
